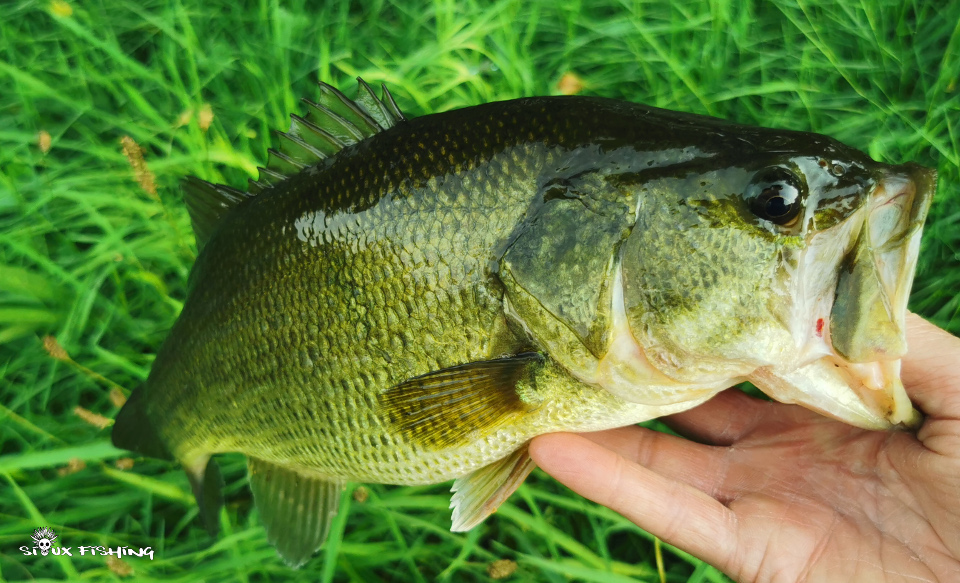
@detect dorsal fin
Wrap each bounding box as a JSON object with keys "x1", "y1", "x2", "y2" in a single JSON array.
[
  {"x1": 181, "y1": 176, "x2": 252, "y2": 248},
  {"x1": 182, "y1": 78, "x2": 407, "y2": 248}
]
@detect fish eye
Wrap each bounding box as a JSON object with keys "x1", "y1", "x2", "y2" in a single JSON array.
[{"x1": 746, "y1": 167, "x2": 805, "y2": 226}]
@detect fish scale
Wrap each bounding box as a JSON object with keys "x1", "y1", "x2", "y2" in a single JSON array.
[
  {"x1": 156, "y1": 146, "x2": 548, "y2": 472},
  {"x1": 113, "y1": 80, "x2": 935, "y2": 568}
]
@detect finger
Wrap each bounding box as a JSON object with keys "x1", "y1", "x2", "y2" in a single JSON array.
[
  {"x1": 576, "y1": 426, "x2": 734, "y2": 500},
  {"x1": 902, "y1": 312, "x2": 960, "y2": 417},
  {"x1": 660, "y1": 388, "x2": 777, "y2": 445},
  {"x1": 530, "y1": 433, "x2": 738, "y2": 571}
]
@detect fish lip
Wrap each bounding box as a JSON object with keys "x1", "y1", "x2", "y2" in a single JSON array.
[
  {"x1": 872, "y1": 164, "x2": 935, "y2": 252},
  {"x1": 827, "y1": 355, "x2": 922, "y2": 428}
]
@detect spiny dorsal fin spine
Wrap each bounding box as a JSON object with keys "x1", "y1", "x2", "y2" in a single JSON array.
[
  {"x1": 266, "y1": 149, "x2": 307, "y2": 175},
  {"x1": 315, "y1": 82, "x2": 383, "y2": 136},
  {"x1": 356, "y1": 79, "x2": 392, "y2": 128},
  {"x1": 380, "y1": 83, "x2": 405, "y2": 121},
  {"x1": 355, "y1": 78, "x2": 393, "y2": 130},
  {"x1": 276, "y1": 131, "x2": 326, "y2": 165},
  {"x1": 182, "y1": 77, "x2": 407, "y2": 248},
  {"x1": 288, "y1": 114, "x2": 339, "y2": 156},
  {"x1": 257, "y1": 166, "x2": 287, "y2": 185},
  {"x1": 247, "y1": 178, "x2": 266, "y2": 195},
  {"x1": 300, "y1": 101, "x2": 362, "y2": 145}
]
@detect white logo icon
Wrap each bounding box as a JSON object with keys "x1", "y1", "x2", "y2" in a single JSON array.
[
  {"x1": 19, "y1": 526, "x2": 155, "y2": 560},
  {"x1": 31, "y1": 527, "x2": 57, "y2": 556}
]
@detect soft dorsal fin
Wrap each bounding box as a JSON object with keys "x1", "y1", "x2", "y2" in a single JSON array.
[
  {"x1": 182, "y1": 78, "x2": 407, "y2": 248},
  {"x1": 181, "y1": 176, "x2": 252, "y2": 249}
]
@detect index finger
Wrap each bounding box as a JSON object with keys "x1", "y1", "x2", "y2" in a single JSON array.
[
  {"x1": 529, "y1": 433, "x2": 739, "y2": 572},
  {"x1": 901, "y1": 312, "x2": 960, "y2": 417}
]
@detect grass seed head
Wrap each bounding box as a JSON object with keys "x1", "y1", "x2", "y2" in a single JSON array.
[
  {"x1": 42, "y1": 336, "x2": 69, "y2": 361},
  {"x1": 57, "y1": 457, "x2": 86, "y2": 476},
  {"x1": 106, "y1": 557, "x2": 133, "y2": 577},
  {"x1": 49, "y1": 0, "x2": 72, "y2": 17},
  {"x1": 115, "y1": 458, "x2": 135, "y2": 470},
  {"x1": 37, "y1": 130, "x2": 52, "y2": 153},
  {"x1": 353, "y1": 486, "x2": 369, "y2": 503},
  {"x1": 488, "y1": 559, "x2": 518, "y2": 579},
  {"x1": 120, "y1": 136, "x2": 158, "y2": 200},
  {"x1": 199, "y1": 103, "x2": 214, "y2": 132},
  {"x1": 557, "y1": 72, "x2": 585, "y2": 95},
  {"x1": 109, "y1": 387, "x2": 127, "y2": 408},
  {"x1": 73, "y1": 406, "x2": 111, "y2": 430}
]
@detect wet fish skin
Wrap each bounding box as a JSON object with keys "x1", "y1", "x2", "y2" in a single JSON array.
[
  {"x1": 112, "y1": 87, "x2": 935, "y2": 567},
  {"x1": 147, "y1": 97, "x2": 817, "y2": 475}
]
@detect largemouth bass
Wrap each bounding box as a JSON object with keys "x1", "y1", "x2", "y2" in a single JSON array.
[{"x1": 112, "y1": 78, "x2": 935, "y2": 567}]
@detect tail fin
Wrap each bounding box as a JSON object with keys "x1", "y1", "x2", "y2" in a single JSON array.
[{"x1": 111, "y1": 386, "x2": 173, "y2": 461}]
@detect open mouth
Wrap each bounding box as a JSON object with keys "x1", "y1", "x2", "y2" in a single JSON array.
[
  {"x1": 824, "y1": 165, "x2": 935, "y2": 427},
  {"x1": 751, "y1": 164, "x2": 935, "y2": 430},
  {"x1": 829, "y1": 166, "x2": 934, "y2": 364}
]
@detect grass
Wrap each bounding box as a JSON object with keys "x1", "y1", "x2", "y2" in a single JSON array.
[{"x1": 0, "y1": 0, "x2": 958, "y2": 581}]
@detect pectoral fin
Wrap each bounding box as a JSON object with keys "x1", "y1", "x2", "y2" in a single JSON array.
[
  {"x1": 450, "y1": 444, "x2": 536, "y2": 531},
  {"x1": 378, "y1": 353, "x2": 544, "y2": 449},
  {"x1": 248, "y1": 458, "x2": 344, "y2": 569}
]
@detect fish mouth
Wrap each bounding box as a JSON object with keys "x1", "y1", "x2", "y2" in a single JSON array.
[
  {"x1": 829, "y1": 164, "x2": 935, "y2": 363},
  {"x1": 824, "y1": 164, "x2": 935, "y2": 426},
  {"x1": 750, "y1": 165, "x2": 934, "y2": 430}
]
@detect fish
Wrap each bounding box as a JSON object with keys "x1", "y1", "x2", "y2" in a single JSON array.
[{"x1": 111, "y1": 78, "x2": 936, "y2": 567}]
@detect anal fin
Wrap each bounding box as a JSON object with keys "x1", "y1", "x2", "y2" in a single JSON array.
[
  {"x1": 378, "y1": 353, "x2": 544, "y2": 449},
  {"x1": 185, "y1": 456, "x2": 224, "y2": 536},
  {"x1": 248, "y1": 458, "x2": 343, "y2": 569},
  {"x1": 450, "y1": 445, "x2": 536, "y2": 531}
]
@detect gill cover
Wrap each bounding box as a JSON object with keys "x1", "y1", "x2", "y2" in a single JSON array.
[{"x1": 498, "y1": 171, "x2": 634, "y2": 371}]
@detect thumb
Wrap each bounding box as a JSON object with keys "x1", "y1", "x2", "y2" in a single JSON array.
[{"x1": 902, "y1": 313, "x2": 960, "y2": 418}]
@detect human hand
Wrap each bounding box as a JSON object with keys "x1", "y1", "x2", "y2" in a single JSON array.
[{"x1": 529, "y1": 313, "x2": 960, "y2": 582}]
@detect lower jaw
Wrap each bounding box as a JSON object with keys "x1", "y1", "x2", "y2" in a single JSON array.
[
  {"x1": 825, "y1": 356, "x2": 921, "y2": 428},
  {"x1": 748, "y1": 355, "x2": 921, "y2": 430}
]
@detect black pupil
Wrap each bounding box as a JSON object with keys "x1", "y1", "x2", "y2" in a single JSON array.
[
  {"x1": 747, "y1": 168, "x2": 803, "y2": 226},
  {"x1": 763, "y1": 186, "x2": 791, "y2": 217}
]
